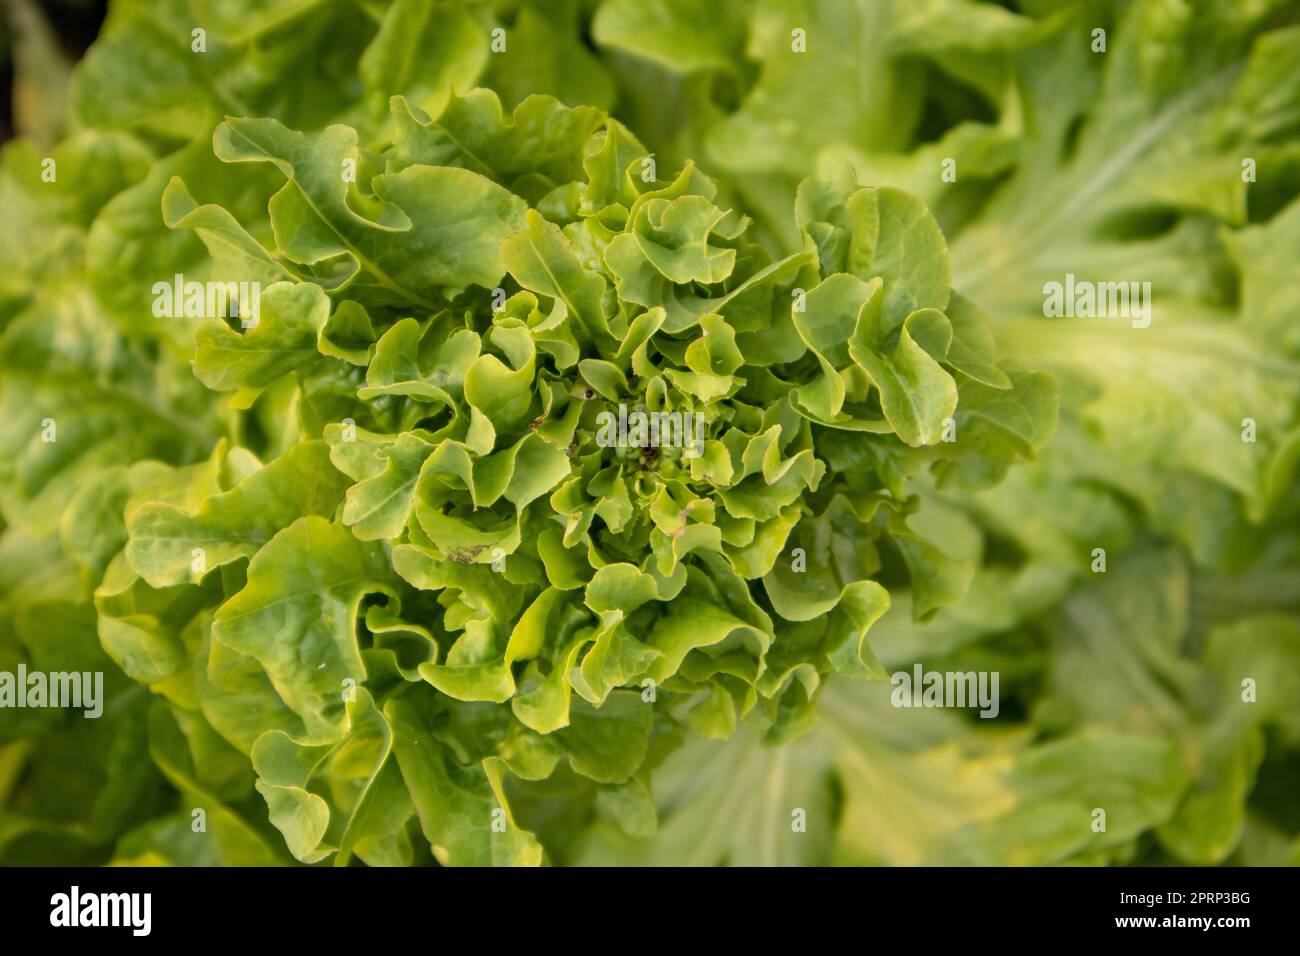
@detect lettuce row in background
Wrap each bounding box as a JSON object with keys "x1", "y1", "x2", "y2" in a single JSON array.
[{"x1": 870, "y1": 0, "x2": 1300, "y2": 866}]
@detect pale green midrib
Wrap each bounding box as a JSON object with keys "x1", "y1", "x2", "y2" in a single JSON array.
[
  {"x1": 431, "y1": 123, "x2": 498, "y2": 180},
  {"x1": 529, "y1": 235, "x2": 590, "y2": 325},
  {"x1": 215, "y1": 0, "x2": 334, "y2": 46},
  {"x1": 350, "y1": 475, "x2": 419, "y2": 523},
  {"x1": 207, "y1": 341, "x2": 314, "y2": 356},
  {"x1": 334, "y1": 744, "x2": 395, "y2": 864},
  {"x1": 227, "y1": 128, "x2": 439, "y2": 311},
  {"x1": 134, "y1": 527, "x2": 269, "y2": 544},
  {"x1": 214, "y1": 571, "x2": 381, "y2": 628},
  {"x1": 990, "y1": 316, "x2": 1300, "y2": 379},
  {"x1": 953, "y1": 63, "x2": 1239, "y2": 296},
  {"x1": 759, "y1": 743, "x2": 788, "y2": 867},
  {"x1": 679, "y1": 737, "x2": 751, "y2": 866}
]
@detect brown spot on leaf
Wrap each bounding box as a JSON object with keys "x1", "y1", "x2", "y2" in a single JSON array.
[{"x1": 446, "y1": 545, "x2": 487, "y2": 565}]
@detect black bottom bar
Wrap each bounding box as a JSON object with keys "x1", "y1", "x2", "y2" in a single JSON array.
[{"x1": 1, "y1": 866, "x2": 1289, "y2": 941}]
